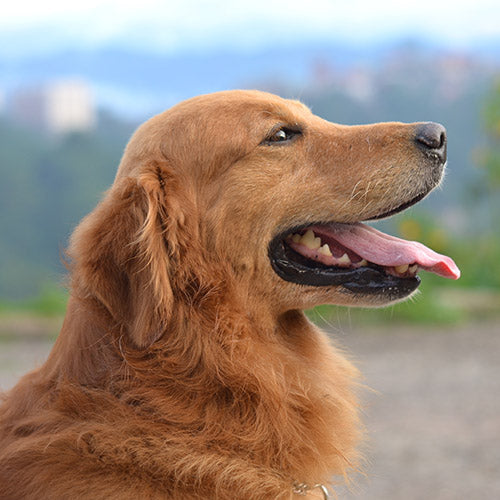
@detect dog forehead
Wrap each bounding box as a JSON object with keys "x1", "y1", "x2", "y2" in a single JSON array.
[
  {"x1": 116, "y1": 91, "x2": 313, "y2": 179},
  {"x1": 169, "y1": 90, "x2": 312, "y2": 126}
]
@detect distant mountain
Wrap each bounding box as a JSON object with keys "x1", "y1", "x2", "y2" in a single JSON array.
[
  {"x1": 1, "y1": 39, "x2": 498, "y2": 118},
  {"x1": 0, "y1": 44, "x2": 371, "y2": 116}
]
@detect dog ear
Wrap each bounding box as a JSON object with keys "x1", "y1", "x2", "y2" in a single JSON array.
[
  {"x1": 128, "y1": 166, "x2": 177, "y2": 347},
  {"x1": 69, "y1": 162, "x2": 179, "y2": 348}
]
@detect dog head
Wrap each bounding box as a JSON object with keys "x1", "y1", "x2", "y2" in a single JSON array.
[{"x1": 69, "y1": 90, "x2": 459, "y2": 346}]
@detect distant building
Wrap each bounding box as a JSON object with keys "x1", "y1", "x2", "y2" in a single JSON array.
[{"x1": 9, "y1": 79, "x2": 95, "y2": 134}]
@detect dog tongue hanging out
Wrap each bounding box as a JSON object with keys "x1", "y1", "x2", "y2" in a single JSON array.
[
  {"x1": 285, "y1": 222, "x2": 460, "y2": 279},
  {"x1": 0, "y1": 91, "x2": 460, "y2": 500}
]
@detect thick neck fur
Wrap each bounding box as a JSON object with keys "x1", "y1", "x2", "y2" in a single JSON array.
[{"x1": 1, "y1": 276, "x2": 360, "y2": 499}]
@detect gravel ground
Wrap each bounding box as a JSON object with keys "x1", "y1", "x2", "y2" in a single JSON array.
[{"x1": 1, "y1": 319, "x2": 499, "y2": 499}]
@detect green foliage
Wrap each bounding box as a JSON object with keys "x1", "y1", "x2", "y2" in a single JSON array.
[
  {"x1": 307, "y1": 278, "x2": 466, "y2": 328},
  {"x1": 0, "y1": 116, "x2": 135, "y2": 299},
  {"x1": 23, "y1": 285, "x2": 68, "y2": 316},
  {"x1": 0, "y1": 284, "x2": 68, "y2": 317},
  {"x1": 477, "y1": 79, "x2": 500, "y2": 206},
  {"x1": 483, "y1": 79, "x2": 500, "y2": 138}
]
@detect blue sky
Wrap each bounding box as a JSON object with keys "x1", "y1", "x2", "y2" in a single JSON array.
[{"x1": 2, "y1": 0, "x2": 500, "y2": 57}]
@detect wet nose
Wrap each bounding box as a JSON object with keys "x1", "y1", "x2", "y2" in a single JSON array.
[{"x1": 415, "y1": 122, "x2": 447, "y2": 162}]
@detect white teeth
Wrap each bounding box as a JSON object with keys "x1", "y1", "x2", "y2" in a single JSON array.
[
  {"x1": 291, "y1": 233, "x2": 301, "y2": 243},
  {"x1": 300, "y1": 229, "x2": 321, "y2": 250},
  {"x1": 318, "y1": 244, "x2": 333, "y2": 256},
  {"x1": 337, "y1": 253, "x2": 351, "y2": 266},
  {"x1": 358, "y1": 259, "x2": 368, "y2": 267},
  {"x1": 408, "y1": 264, "x2": 418, "y2": 274},
  {"x1": 395, "y1": 264, "x2": 409, "y2": 274}
]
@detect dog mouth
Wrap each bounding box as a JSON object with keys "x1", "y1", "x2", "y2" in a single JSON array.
[{"x1": 269, "y1": 221, "x2": 460, "y2": 300}]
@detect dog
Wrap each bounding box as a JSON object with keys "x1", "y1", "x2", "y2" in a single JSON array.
[{"x1": 0, "y1": 90, "x2": 459, "y2": 499}]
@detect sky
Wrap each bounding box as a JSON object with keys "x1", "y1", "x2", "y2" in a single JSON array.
[{"x1": 1, "y1": 0, "x2": 500, "y2": 57}]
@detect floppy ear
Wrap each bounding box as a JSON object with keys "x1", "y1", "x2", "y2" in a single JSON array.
[{"x1": 68, "y1": 162, "x2": 179, "y2": 348}]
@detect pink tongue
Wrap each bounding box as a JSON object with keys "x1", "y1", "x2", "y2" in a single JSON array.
[{"x1": 318, "y1": 223, "x2": 460, "y2": 280}]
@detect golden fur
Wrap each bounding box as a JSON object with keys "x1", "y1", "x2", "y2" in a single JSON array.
[{"x1": 0, "y1": 90, "x2": 433, "y2": 498}]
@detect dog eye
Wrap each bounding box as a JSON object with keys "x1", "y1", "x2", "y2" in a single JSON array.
[
  {"x1": 270, "y1": 129, "x2": 289, "y2": 142},
  {"x1": 263, "y1": 127, "x2": 301, "y2": 145}
]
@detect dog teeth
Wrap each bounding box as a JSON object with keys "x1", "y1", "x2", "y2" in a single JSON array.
[
  {"x1": 395, "y1": 264, "x2": 409, "y2": 274},
  {"x1": 318, "y1": 244, "x2": 332, "y2": 256},
  {"x1": 288, "y1": 229, "x2": 418, "y2": 275},
  {"x1": 300, "y1": 229, "x2": 321, "y2": 250},
  {"x1": 337, "y1": 253, "x2": 351, "y2": 266},
  {"x1": 290, "y1": 229, "x2": 362, "y2": 267}
]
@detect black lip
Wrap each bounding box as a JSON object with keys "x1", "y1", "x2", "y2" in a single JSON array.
[
  {"x1": 367, "y1": 190, "x2": 428, "y2": 220},
  {"x1": 269, "y1": 237, "x2": 420, "y2": 299}
]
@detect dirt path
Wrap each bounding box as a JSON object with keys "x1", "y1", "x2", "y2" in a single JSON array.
[{"x1": 1, "y1": 320, "x2": 499, "y2": 498}]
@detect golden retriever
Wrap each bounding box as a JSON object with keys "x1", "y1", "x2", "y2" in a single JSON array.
[{"x1": 0, "y1": 90, "x2": 459, "y2": 499}]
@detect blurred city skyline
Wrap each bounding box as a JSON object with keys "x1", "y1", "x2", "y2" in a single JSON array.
[
  {"x1": 1, "y1": 0, "x2": 500, "y2": 120},
  {"x1": 1, "y1": 41, "x2": 497, "y2": 122}
]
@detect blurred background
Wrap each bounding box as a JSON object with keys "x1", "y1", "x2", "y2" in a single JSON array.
[{"x1": 0, "y1": 1, "x2": 499, "y2": 498}]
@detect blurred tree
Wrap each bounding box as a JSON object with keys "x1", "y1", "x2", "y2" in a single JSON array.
[
  {"x1": 479, "y1": 78, "x2": 500, "y2": 193},
  {"x1": 466, "y1": 78, "x2": 500, "y2": 290}
]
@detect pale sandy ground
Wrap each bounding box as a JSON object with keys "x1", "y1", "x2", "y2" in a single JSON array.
[
  {"x1": 335, "y1": 321, "x2": 500, "y2": 500},
  {"x1": 1, "y1": 319, "x2": 499, "y2": 499}
]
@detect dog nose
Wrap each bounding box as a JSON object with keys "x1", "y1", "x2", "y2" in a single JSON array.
[{"x1": 415, "y1": 122, "x2": 447, "y2": 161}]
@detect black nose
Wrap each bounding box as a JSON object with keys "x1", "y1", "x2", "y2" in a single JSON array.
[{"x1": 415, "y1": 122, "x2": 447, "y2": 162}]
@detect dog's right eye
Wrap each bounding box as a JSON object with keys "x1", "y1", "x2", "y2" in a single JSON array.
[{"x1": 262, "y1": 127, "x2": 302, "y2": 145}]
